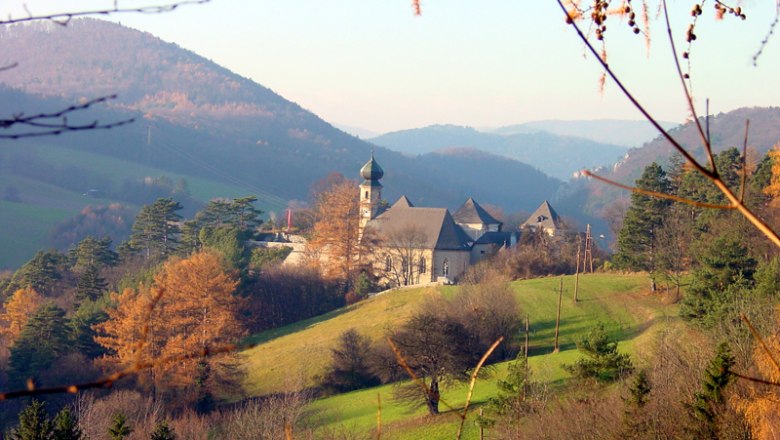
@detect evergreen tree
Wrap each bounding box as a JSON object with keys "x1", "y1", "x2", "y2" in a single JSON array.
[
  {"x1": 108, "y1": 413, "x2": 132, "y2": 440},
  {"x1": 614, "y1": 163, "x2": 671, "y2": 288},
  {"x1": 69, "y1": 236, "x2": 117, "y2": 269},
  {"x1": 622, "y1": 370, "x2": 652, "y2": 438},
  {"x1": 69, "y1": 299, "x2": 108, "y2": 359},
  {"x1": 564, "y1": 323, "x2": 633, "y2": 382},
  {"x1": 687, "y1": 342, "x2": 735, "y2": 440},
  {"x1": 75, "y1": 264, "x2": 108, "y2": 303},
  {"x1": 150, "y1": 421, "x2": 176, "y2": 440},
  {"x1": 319, "y1": 328, "x2": 380, "y2": 394},
  {"x1": 20, "y1": 251, "x2": 63, "y2": 295},
  {"x1": 11, "y1": 399, "x2": 53, "y2": 440},
  {"x1": 681, "y1": 232, "x2": 756, "y2": 325},
  {"x1": 8, "y1": 303, "x2": 71, "y2": 385},
  {"x1": 52, "y1": 408, "x2": 84, "y2": 440},
  {"x1": 129, "y1": 198, "x2": 182, "y2": 260}
]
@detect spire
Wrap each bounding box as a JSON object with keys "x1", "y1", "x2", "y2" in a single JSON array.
[{"x1": 360, "y1": 153, "x2": 384, "y2": 183}]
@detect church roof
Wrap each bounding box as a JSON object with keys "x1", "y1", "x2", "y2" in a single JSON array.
[
  {"x1": 453, "y1": 197, "x2": 501, "y2": 226},
  {"x1": 521, "y1": 200, "x2": 561, "y2": 231},
  {"x1": 368, "y1": 201, "x2": 472, "y2": 251},
  {"x1": 474, "y1": 231, "x2": 514, "y2": 247}
]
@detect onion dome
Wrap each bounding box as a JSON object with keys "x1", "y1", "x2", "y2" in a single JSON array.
[{"x1": 360, "y1": 154, "x2": 384, "y2": 181}]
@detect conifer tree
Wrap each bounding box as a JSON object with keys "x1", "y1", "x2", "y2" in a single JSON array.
[
  {"x1": 69, "y1": 236, "x2": 117, "y2": 269},
  {"x1": 687, "y1": 342, "x2": 735, "y2": 440},
  {"x1": 10, "y1": 399, "x2": 53, "y2": 440},
  {"x1": 75, "y1": 264, "x2": 108, "y2": 303},
  {"x1": 52, "y1": 408, "x2": 84, "y2": 440},
  {"x1": 614, "y1": 162, "x2": 671, "y2": 289},
  {"x1": 128, "y1": 198, "x2": 182, "y2": 260},
  {"x1": 20, "y1": 251, "x2": 63, "y2": 295},
  {"x1": 108, "y1": 413, "x2": 132, "y2": 440},
  {"x1": 8, "y1": 303, "x2": 71, "y2": 385},
  {"x1": 150, "y1": 421, "x2": 176, "y2": 440},
  {"x1": 564, "y1": 323, "x2": 633, "y2": 382}
]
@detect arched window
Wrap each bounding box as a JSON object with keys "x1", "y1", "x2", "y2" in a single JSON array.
[
  {"x1": 365, "y1": 191, "x2": 369, "y2": 200},
  {"x1": 442, "y1": 258, "x2": 449, "y2": 277},
  {"x1": 385, "y1": 255, "x2": 392, "y2": 272},
  {"x1": 419, "y1": 256, "x2": 426, "y2": 274}
]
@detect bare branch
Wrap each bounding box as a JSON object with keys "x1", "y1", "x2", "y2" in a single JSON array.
[
  {"x1": 732, "y1": 372, "x2": 780, "y2": 387},
  {"x1": 752, "y1": 1, "x2": 779, "y2": 66},
  {"x1": 0, "y1": 0, "x2": 210, "y2": 26},
  {"x1": 456, "y1": 337, "x2": 504, "y2": 440},
  {"x1": 0, "y1": 95, "x2": 134, "y2": 139},
  {"x1": 740, "y1": 313, "x2": 780, "y2": 375},
  {"x1": 583, "y1": 170, "x2": 735, "y2": 210}
]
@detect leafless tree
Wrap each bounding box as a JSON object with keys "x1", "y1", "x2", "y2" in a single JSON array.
[{"x1": 375, "y1": 225, "x2": 429, "y2": 287}]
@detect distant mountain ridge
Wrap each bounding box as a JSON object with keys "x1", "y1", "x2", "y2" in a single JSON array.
[
  {"x1": 0, "y1": 19, "x2": 568, "y2": 266},
  {"x1": 492, "y1": 119, "x2": 678, "y2": 148},
  {"x1": 370, "y1": 124, "x2": 627, "y2": 180}
]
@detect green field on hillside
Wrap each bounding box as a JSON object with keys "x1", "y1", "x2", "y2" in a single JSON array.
[{"x1": 242, "y1": 273, "x2": 681, "y2": 439}]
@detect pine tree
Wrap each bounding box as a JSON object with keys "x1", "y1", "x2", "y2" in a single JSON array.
[
  {"x1": 614, "y1": 163, "x2": 671, "y2": 288},
  {"x1": 150, "y1": 421, "x2": 176, "y2": 440},
  {"x1": 69, "y1": 236, "x2": 117, "y2": 269},
  {"x1": 688, "y1": 342, "x2": 735, "y2": 440},
  {"x1": 129, "y1": 198, "x2": 182, "y2": 260},
  {"x1": 52, "y1": 408, "x2": 84, "y2": 440},
  {"x1": 19, "y1": 251, "x2": 63, "y2": 295},
  {"x1": 11, "y1": 399, "x2": 53, "y2": 440},
  {"x1": 564, "y1": 323, "x2": 633, "y2": 382},
  {"x1": 69, "y1": 299, "x2": 108, "y2": 359},
  {"x1": 8, "y1": 303, "x2": 71, "y2": 385},
  {"x1": 107, "y1": 413, "x2": 132, "y2": 440},
  {"x1": 75, "y1": 264, "x2": 108, "y2": 303}
]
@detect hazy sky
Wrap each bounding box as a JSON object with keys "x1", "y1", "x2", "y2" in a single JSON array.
[{"x1": 3, "y1": 1, "x2": 779, "y2": 134}]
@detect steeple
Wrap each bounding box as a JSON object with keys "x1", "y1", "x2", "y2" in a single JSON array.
[{"x1": 359, "y1": 154, "x2": 383, "y2": 233}]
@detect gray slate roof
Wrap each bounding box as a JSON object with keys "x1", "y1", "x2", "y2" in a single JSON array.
[
  {"x1": 521, "y1": 200, "x2": 561, "y2": 231},
  {"x1": 474, "y1": 231, "x2": 514, "y2": 247},
  {"x1": 368, "y1": 197, "x2": 472, "y2": 251},
  {"x1": 453, "y1": 197, "x2": 501, "y2": 226}
]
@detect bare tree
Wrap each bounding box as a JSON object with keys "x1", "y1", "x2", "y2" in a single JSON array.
[{"x1": 375, "y1": 225, "x2": 429, "y2": 287}]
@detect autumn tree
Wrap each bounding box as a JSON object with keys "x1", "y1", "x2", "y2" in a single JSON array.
[
  {"x1": 307, "y1": 179, "x2": 370, "y2": 287},
  {"x1": 96, "y1": 251, "x2": 245, "y2": 405},
  {"x1": 0, "y1": 287, "x2": 44, "y2": 342}
]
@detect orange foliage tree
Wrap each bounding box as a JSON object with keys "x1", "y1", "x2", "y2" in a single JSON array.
[
  {"x1": 0, "y1": 287, "x2": 44, "y2": 342},
  {"x1": 95, "y1": 251, "x2": 244, "y2": 407},
  {"x1": 307, "y1": 179, "x2": 372, "y2": 286}
]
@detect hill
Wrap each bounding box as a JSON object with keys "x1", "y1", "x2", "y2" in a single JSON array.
[
  {"x1": 241, "y1": 273, "x2": 682, "y2": 438},
  {"x1": 0, "y1": 19, "x2": 563, "y2": 267},
  {"x1": 492, "y1": 119, "x2": 678, "y2": 148},
  {"x1": 579, "y1": 107, "x2": 780, "y2": 216},
  {"x1": 370, "y1": 124, "x2": 626, "y2": 180}
]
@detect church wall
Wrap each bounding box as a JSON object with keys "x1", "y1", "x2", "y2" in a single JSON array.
[{"x1": 432, "y1": 249, "x2": 470, "y2": 282}]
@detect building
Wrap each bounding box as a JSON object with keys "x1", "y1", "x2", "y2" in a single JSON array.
[
  {"x1": 520, "y1": 200, "x2": 563, "y2": 236},
  {"x1": 358, "y1": 155, "x2": 516, "y2": 286}
]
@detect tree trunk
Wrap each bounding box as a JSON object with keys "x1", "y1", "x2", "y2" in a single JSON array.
[{"x1": 425, "y1": 379, "x2": 440, "y2": 415}]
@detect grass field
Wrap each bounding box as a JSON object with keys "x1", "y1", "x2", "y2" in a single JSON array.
[{"x1": 242, "y1": 273, "x2": 681, "y2": 439}]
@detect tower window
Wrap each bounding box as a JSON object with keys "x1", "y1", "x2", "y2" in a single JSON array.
[{"x1": 365, "y1": 191, "x2": 369, "y2": 199}]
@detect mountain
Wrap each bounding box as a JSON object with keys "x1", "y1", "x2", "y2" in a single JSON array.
[
  {"x1": 580, "y1": 107, "x2": 780, "y2": 216},
  {"x1": 370, "y1": 124, "x2": 626, "y2": 180},
  {"x1": 0, "y1": 19, "x2": 563, "y2": 267},
  {"x1": 492, "y1": 119, "x2": 679, "y2": 148}
]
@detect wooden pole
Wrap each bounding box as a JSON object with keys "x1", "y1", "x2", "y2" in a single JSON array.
[
  {"x1": 479, "y1": 408, "x2": 485, "y2": 440},
  {"x1": 554, "y1": 278, "x2": 563, "y2": 353},
  {"x1": 524, "y1": 315, "x2": 530, "y2": 358},
  {"x1": 585, "y1": 223, "x2": 594, "y2": 273},
  {"x1": 574, "y1": 235, "x2": 581, "y2": 303}
]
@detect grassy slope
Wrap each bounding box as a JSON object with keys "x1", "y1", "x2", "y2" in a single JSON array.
[{"x1": 242, "y1": 273, "x2": 680, "y2": 439}]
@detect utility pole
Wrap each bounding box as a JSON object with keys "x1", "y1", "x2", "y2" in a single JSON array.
[
  {"x1": 524, "y1": 315, "x2": 530, "y2": 358},
  {"x1": 584, "y1": 223, "x2": 594, "y2": 273},
  {"x1": 574, "y1": 235, "x2": 581, "y2": 303},
  {"x1": 554, "y1": 278, "x2": 563, "y2": 353}
]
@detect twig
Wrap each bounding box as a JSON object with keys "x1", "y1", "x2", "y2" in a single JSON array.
[
  {"x1": 740, "y1": 313, "x2": 780, "y2": 374},
  {"x1": 0, "y1": 95, "x2": 134, "y2": 139},
  {"x1": 455, "y1": 337, "x2": 504, "y2": 440},
  {"x1": 0, "y1": 1, "x2": 210, "y2": 26},
  {"x1": 583, "y1": 170, "x2": 734, "y2": 210},
  {"x1": 732, "y1": 371, "x2": 780, "y2": 387}
]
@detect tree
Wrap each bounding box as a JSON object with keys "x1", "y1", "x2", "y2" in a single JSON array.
[
  {"x1": 68, "y1": 236, "x2": 117, "y2": 269},
  {"x1": 385, "y1": 307, "x2": 482, "y2": 415},
  {"x1": 375, "y1": 225, "x2": 429, "y2": 287},
  {"x1": 19, "y1": 251, "x2": 64, "y2": 296},
  {"x1": 75, "y1": 264, "x2": 108, "y2": 303},
  {"x1": 10, "y1": 399, "x2": 53, "y2": 440},
  {"x1": 0, "y1": 287, "x2": 44, "y2": 342},
  {"x1": 319, "y1": 328, "x2": 380, "y2": 394},
  {"x1": 8, "y1": 303, "x2": 71, "y2": 385},
  {"x1": 95, "y1": 251, "x2": 245, "y2": 402},
  {"x1": 150, "y1": 420, "x2": 176, "y2": 440},
  {"x1": 69, "y1": 299, "x2": 108, "y2": 359},
  {"x1": 687, "y1": 342, "x2": 735, "y2": 440},
  {"x1": 307, "y1": 179, "x2": 369, "y2": 287},
  {"x1": 108, "y1": 413, "x2": 132, "y2": 440},
  {"x1": 128, "y1": 198, "x2": 182, "y2": 260},
  {"x1": 564, "y1": 323, "x2": 633, "y2": 382},
  {"x1": 52, "y1": 408, "x2": 84, "y2": 440},
  {"x1": 614, "y1": 163, "x2": 671, "y2": 289}
]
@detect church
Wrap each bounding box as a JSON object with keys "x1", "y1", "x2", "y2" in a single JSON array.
[{"x1": 357, "y1": 154, "x2": 551, "y2": 287}]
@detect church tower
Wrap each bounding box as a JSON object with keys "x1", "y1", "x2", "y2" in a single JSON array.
[{"x1": 359, "y1": 154, "x2": 383, "y2": 233}]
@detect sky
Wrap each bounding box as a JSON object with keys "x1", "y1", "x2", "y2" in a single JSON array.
[{"x1": 2, "y1": 0, "x2": 779, "y2": 134}]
